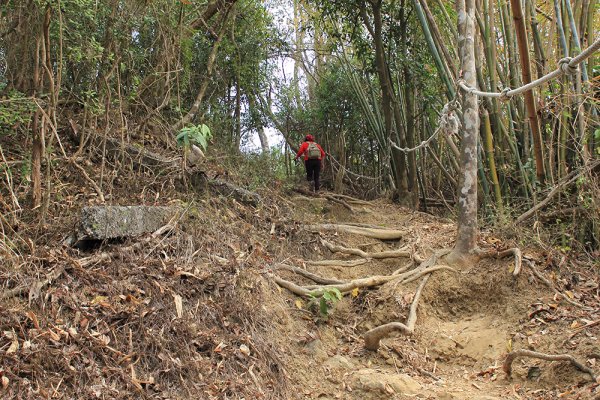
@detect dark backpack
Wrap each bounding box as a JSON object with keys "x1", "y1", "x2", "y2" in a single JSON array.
[{"x1": 307, "y1": 142, "x2": 321, "y2": 159}]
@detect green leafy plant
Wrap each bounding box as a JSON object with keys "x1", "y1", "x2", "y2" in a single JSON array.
[
  {"x1": 176, "y1": 124, "x2": 212, "y2": 151},
  {"x1": 308, "y1": 288, "x2": 343, "y2": 317}
]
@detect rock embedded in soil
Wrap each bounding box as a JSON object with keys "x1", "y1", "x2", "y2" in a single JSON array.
[
  {"x1": 324, "y1": 355, "x2": 355, "y2": 370},
  {"x1": 351, "y1": 369, "x2": 421, "y2": 395},
  {"x1": 78, "y1": 206, "x2": 176, "y2": 240}
]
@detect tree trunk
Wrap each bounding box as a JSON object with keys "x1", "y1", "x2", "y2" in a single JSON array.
[{"x1": 448, "y1": 0, "x2": 479, "y2": 265}]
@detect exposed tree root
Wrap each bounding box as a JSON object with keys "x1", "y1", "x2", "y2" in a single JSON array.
[
  {"x1": 274, "y1": 264, "x2": 343, "y2": 285},
  {"x1": 321, "y1": 239, "x2": 411, "y2": 259},
  {"x1": 308, "y1": 224, "x2": 406, "y2": 240},
  {"x1": 363, "y1": 275, "x2": 430, "y2": 351},
  {"x1": 503, "y1": 349, "x2": 597, "y2": 381},
  {"x1": 322, "y1": 194, "x2": 354, "y2": 212},
  {"x1": 272, "y1": 264, "x2": 453, "y2": 298},
  {"x1": 302, "y1": 274, "x2": 401, "y2": 294},
  {"x1": 270, "y1": 275, "x2": 313, "y2": 297},
  {"x1": 478, "y1": 247, "x2": 522, "y2": 276},
  {"x1": 327, "y1": 193, "x2": 373, "y2": 206},
  {"x1": 305, "y1": 259, "x2": 368, "y2": 267}
]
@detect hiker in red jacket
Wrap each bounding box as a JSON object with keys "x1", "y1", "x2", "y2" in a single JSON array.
[{"x1": 294, "y1": 134, "x2": 326, "y2": 192}]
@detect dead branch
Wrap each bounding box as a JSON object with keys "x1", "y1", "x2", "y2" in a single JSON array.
[
  {"x1": 516, "y1": 160, "x2": 600, "y2": 224},
  {"x1": 308, "y1": 224, "x2": 406, "y2": 240},
  {"x1": 69, "y1": 159, "x2": 106, "y2": 202},
  {"x1": 321, "y1": 239, "x2": 411, "y2": 259},
  {"x1": 305, "y1": 259, "x2": 369, "y2": 267},
  {"x1": 275, "y1": 264, "x2": 343, "y2": 285},
  {"x1": 363, "y1": 275, "x2": 430, "y2": 350},
  {"x1": 503, "y1": 349, "x2": 597, "y2": 381},
  {"x1": 567, "y1": 320, "x2": 600, "y2": 342},
  {"x1": 523, "y1": 259, "x2": 593, "y2": 311},
  {"x1": 1, "y1": 266, "x2": 64, "y2": 301}
]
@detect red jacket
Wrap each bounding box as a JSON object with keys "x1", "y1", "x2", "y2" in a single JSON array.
[{"x1": 295, "y1": 141, "x2": 326, "y2": 161}]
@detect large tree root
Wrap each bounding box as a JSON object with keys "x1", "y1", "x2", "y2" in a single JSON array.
[
  {"x1": 274, "y1": 264, "x2": 343, "y2": 285},
  {"x1": 363, "y1": 275, "x2": 430, "y2": 350},
  {"x1": 326, "y1": 193, "x2": 373, "y2": 206},
  {"x1": 477, "y1": 247, "x2": 522, "y2": 276},
  {"x1": 271, "y1": 264, "x2": 453, "y2": 297},
  {"x1": 503, "y1": 349, "x2": 597, "y2": 382},
  {"x1": 322, "y1": 194, "x2": 354, "y2": 212},
  {"x1": 305, "y1": 259, "x2": 368, "y2": 268},
  {"x1": 321, "y1": 239, "x2": 411, "y2": 259},
  {"x1": 308, "y1": 224, "x2": 406, "y2": 240}
]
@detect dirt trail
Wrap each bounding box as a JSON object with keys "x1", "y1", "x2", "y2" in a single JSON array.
[{"x1": 270, "y1": 194, "x2": 598, "y2": 399}]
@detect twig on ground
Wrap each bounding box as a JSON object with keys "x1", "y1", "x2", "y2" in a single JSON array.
[{"x1": 567, "y1": 320, "x2": 600, "y2": 342}]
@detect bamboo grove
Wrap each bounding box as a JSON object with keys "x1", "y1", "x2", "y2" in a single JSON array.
[{"x1": 0, "y1": 0, "x2": 599, "y2": 249}]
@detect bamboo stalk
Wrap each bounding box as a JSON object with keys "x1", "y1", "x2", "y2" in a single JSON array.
[
  {"x1": 482, "y1": 109, "x2": 503, "y2": 210},
  {"x1": 509, "y1": 0, "x2": 546, "y2": 183}
]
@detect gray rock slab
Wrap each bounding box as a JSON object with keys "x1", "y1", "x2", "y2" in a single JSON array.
[{"x1": 78, "y1": 206, "x2": 175, "y2": 240}]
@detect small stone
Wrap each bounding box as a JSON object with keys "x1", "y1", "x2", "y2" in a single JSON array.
[
  {"x1": 239, "y1": 344, "x2": 250, "y2": 357},
  {"x1": 324, "y1": 355, "x2": 355, "y2": 370}
]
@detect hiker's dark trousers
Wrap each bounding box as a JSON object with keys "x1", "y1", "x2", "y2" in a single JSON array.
[{"x1": 305, "y1": 159, "x2": 321, "y2": 191}]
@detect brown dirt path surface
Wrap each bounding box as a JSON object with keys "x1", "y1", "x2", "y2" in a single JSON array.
[{"x1": 270, "y1": 194, "x2": 599, "y2": 399}]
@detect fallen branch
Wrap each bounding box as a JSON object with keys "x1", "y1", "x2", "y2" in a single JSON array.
[
  {"x1": 503, "y1": 349, "x2": 597, "y2": 381},
  {"x1": 363, "y1": 275, "x2": 430, "y2": 350},
  {"x1": 516, "y1": 160, "x2": 600, "y2": 224},
  {"x1": 567, "y1": 319, "x2": 600, "y2": 342},
  {"x1": 321, "y1": 239, "x2": 411, "y2": 259},
  {"x1": 308, "y1": 224, "x2": 406, "y2": 240},
  {"x1": 523, "y1": 259, "x2": 593, "y2": 311}
]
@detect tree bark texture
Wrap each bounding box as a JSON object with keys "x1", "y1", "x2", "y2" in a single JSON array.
[{"x1": 451, "y1": 0, "x2": 479, "y2": 261}]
